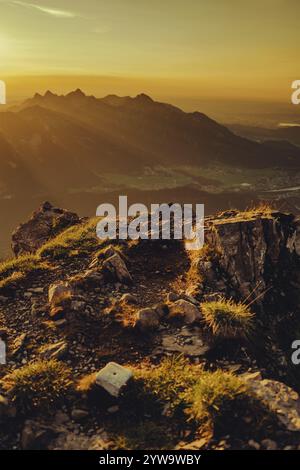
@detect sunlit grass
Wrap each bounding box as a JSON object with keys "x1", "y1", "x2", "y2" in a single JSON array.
[
  {"x1": 38, "y1": 217, "x2": 100, "y2": 259},
  {"x1": 201, "y1": 298, "x2": 254, "y2": 340},
  {"x1": 2, "y1": 360, "x2": 72, "y2": 414}
]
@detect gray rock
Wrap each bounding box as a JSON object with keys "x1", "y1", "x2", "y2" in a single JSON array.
[
  {"x1": 71, "y1": 409, "x2": 89, "y2": 422},
  {"x1": 243, "y1": 372, "x2": 300, "y2": 432},
  {"x1": 168, "y1": 299, "x2": 202, "y2": 324},
  {"x1": 11, "y1": 333, "x2": 27, "y2": 357},
  {"x1": 135, "y1": 308, "x2": 160, "y2": 331},
  {"x1": 153, "y1": 327, "x2": 210, "y2": 357},
  {"x1": 48, "y1": 282, "x2": 72, "y2": 306},
  {"x1": 12, "y1": 201, "x2": 80, "y2": 256},
  {"x1": 102, "y1": 254, "x2": 132, "y2": 284}
]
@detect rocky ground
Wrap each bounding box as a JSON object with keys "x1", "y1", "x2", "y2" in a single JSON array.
[{"x1": 1, "y1": 202, "x2": 300, "y2": 450}]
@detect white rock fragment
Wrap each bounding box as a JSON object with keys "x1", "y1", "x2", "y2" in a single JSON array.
[{"x1": 95, "y1": 362, "x2": 133, "y2": 398}]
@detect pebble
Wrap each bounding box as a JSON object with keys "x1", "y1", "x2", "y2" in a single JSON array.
[{"x1": 248, "y1": 439, "x2": 260, "y2": 450}]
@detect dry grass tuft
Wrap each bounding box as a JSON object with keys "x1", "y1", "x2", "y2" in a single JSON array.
[
  {"x1": 201, "y1": 298, "x2": 254, "y2": 340},
  {"x1": 2, "y1": 360, "x2": 72, "y2": 414}
]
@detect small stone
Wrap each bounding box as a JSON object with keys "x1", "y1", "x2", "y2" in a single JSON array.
[
  {"x1": 71, "y1": 409, "x2": 89, "y2": 422},
  {"x1": 48, "y1": 282, "x2": 72, "y2": 306},
  {"x1": 168, "y1": 299, "x2": 202, "y2": 324},
  {"x1": 167, "y1": 292, "x2": 178, "y2": 302},
  {"x1": 95, "y1": 362, "x2": 133, "y2": 398},
  {"x1": 11, "y1": 333, "x2": 27, "y2": 357},
  {"x1": 71, "y1": 300, "x2": 86, "y2": 311},
  {"x1": 261, "y1": 439, "x2": 277, "y2": 450},
  {"x1": 102, "y1": 254, "x2": 132, "y2": 284},
  {"x1": 120, "y1": 293, "x2": 137, "y2": 305},
  {"x1": 248, "y1": 439, "x2": 260, "y2": 450},
  {"x1": 135, "y1": 308, "x2": 160, "y2": 332},
  {"x1": 107, "y1": 405, "x2": 119, "y2": 414}
]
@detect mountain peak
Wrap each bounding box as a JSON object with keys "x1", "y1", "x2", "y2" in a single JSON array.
[
  {"x1": 44, "y1": 90, "x2": 56, "y2": 98},
  {"x1": 67, "y1": 88, "x2": 86, "y2": 98},
  {"x1": 135, "y1": 93, "x2": 153, "y2": 103}
]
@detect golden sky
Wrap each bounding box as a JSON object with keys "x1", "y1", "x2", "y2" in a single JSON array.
[{"x1": 0, "y1": 0, "x2": 299, "y2": 103}]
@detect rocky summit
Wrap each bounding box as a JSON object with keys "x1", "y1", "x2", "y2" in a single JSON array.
[{"x1": 1, "y1": 203, "x2": 300, "y2": 450}]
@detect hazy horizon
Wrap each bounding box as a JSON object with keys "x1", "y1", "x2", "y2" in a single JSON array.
[{"x1": 1, "y1": 0, "x2": 300, "y2": 106}]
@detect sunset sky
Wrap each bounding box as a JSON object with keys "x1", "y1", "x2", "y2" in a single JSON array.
[{"x1": 0, "y1": 0, "x2": 299, "y2": 104}]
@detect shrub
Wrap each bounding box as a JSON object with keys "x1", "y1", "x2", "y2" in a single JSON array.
[
  {"x1": 201, "y1": 298, "x2": 254, "y2": 340},
  {"x1": 2, "y1": 360, "x2": 72, "y2": 414}
]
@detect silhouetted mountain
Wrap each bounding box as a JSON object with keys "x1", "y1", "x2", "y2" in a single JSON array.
[
  {"x1": 229, "y1": 123, "x2": 300, "y2": 147},
  {"x1": 0, "y1": 91, "x2": 300, "y2": 255},
  {"x1": 8, "y1": 90, "x2": 300, "y2": 179}
]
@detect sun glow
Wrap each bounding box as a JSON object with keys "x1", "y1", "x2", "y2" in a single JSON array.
[{"x1": 0, "y1": 35, "x2": 15, "y2": 59}]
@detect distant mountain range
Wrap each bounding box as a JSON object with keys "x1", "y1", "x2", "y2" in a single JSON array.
[
  {"x1": 228, "y1": 123, "x2": 300, "y2": 147},
  {"x1": 1, "y1": 90, "x2": 299, "y2": 200}
]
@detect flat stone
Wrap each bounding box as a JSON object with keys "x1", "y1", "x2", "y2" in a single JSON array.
[
  {"x1": 71, "y1": 409, "x2": 89, "y2": 422},
  {"x1": 153, "y1": 328, "x2": 210, "y2": 357}
]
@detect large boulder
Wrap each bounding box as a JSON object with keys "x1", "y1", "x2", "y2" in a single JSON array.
[
  {"x1": 243, "y1": 372, "x2": 300, "y2": 432},
  {"x1": 191, "y1": 210, "x2": 300, "y2": 313},
  {"x1": 12, "y1": 201, "x2": 80, "y2": 256}
]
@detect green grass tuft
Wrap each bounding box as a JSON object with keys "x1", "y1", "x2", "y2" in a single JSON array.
[
  {"x1": 185, "y1": 370, "x2": 248, "y2": 424},
  {"x1": 135, "y1": 356, "x2": 199, "y2": 413},
  {"x1": 38, "y1": 218, "x2": 101, "y2": 259},
  {"x1": 2, "y1": 360, "x2": 72, "y2": 414},
  {"x1": 201, "y1": 298, "x2": 254, "y2": 340},
  {"x1": 0, "y1": 254, "x2": 50, "y2": 291}
]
